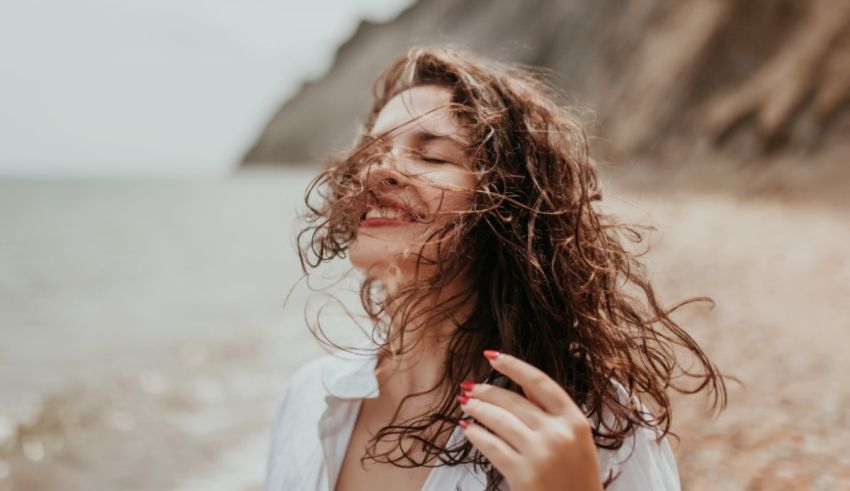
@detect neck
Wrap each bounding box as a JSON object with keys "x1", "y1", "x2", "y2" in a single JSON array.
[
  {"x1": 376, "y1": 327, "x2": 451, "y2": 401},
  {"x1": 375, "y1": 270, "x2": 475, "y2": 404}
]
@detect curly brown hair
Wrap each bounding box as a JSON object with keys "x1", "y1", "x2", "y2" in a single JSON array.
[{"x1": 297, "y1": 45, "x2": 727, "y2": 489}]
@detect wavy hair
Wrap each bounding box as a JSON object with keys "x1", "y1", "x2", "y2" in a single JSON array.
[{"x1": 297, "y1": 45, "x2": 727, "y2": 489}]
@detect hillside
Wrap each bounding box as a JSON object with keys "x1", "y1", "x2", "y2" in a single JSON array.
[{"x1": 242, "y1": 0, "x2": 850, "y2": 167}]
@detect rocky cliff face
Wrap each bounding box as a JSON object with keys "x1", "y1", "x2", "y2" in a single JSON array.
[{"x1": 242, "y1": 0, "x2": 850, "y2": 166}]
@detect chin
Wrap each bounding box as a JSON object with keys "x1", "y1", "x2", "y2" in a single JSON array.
[
  {"x1": 349, "y1": 220, "x2": 451, "y2": 281},
  {"x1": 349, "y1": 234, "x2": 407, "y2": 274},
  {"x1": 350, "y1": 231, "x2": 435, "y2": 279}
]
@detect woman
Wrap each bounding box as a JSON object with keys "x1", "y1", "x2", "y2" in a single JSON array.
[{"x1": 266, "y1": 46, "x2": 726, "y2": 490}]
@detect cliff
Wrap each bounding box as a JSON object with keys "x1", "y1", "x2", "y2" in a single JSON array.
[{"x1": 242, "y1": 0, "x2": 850, "y2": 166}]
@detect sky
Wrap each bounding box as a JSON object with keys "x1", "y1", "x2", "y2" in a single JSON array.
[{"x1": 0, "y1": 0, "x2": 414, "y2": 177}]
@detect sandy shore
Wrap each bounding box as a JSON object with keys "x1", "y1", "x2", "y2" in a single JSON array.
[{"x1": 1, "y1": 163, "x2": 847, "y2": 489}]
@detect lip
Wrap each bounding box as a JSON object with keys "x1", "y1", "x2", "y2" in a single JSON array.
[
  {"x1": 359, "y1": 217, "x2": 415, "y2": 227},
  {"x1": 359, "y1": 195, "x2": 419, "y2": 227}
]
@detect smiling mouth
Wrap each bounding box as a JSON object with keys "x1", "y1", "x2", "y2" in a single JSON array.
[{"x1": 359, "y1": 198, "x2": 420, "y2": 227}]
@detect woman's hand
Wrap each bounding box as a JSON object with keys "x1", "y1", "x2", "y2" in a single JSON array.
[{"x1": 458, "y1": 350, "x2": 603, "y2": 491}]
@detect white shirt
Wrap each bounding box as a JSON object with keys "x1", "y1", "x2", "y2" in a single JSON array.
[{"x1": 265, "y1": 346, "x2": 681, "y2": 490}]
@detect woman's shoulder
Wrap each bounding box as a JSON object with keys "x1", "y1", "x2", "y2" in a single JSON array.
[
  {"x1": 284, "y1": 354, "x2": 338, "y2": 394},
  {"x1": 273, "y1": 353, "x2": 344, "y2": 413},
  {"x1": 267, "y1": 354, "x2": 347, "y2": 457},
  {"x1": 272, "y1": 346, "x2": 379, "y2": 420},
  {"x1": 593, "y1": 380, "x2": 681, "y2": 490},
  {"x1": 265, "y1": 354, "x2": 345, "y2": 489},
  {"x1": 597, "y1": 420, "x2": 679, "y2": 490}
]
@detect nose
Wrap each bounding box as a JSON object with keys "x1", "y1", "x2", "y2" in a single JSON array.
[{"x1": 358, "y1": 147, "x2": 408, "y2": 192}]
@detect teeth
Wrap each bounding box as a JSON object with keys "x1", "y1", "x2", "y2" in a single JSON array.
[{"x1": 364, "y1": 206, "x2": 411, "y2": 220}]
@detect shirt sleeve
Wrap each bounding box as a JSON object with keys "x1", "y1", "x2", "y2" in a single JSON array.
[{"x1": 600, "y1": 425, "x2": 681, "y2": 491}]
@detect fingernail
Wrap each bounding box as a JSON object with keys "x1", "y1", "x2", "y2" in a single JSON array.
[
  {"x1": 459, "y1": 419, "x2": 470, "y2": 429},
  {"x1": 457, "y1": 394, "x2": 470, "y2": 405},
  {"x1": 460, "y1": 380, "x2": 475, "y2": 392},
  {"x1": 483, "y1": 350, "x2": 501, "y2": 360}
]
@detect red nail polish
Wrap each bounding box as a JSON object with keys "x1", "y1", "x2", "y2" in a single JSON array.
[
  {"x1": 459, "y1": 419, "x2": 470, "y2": 429},
  {"x1": 460, "y1": 380, "x2": 475, "y2": 392},
  {"x1": 483, "y1": 350, "x2": 501, "y2": 360},
  {"x1": 457, "y1": 394, "x2": 470, "y2": 405}
]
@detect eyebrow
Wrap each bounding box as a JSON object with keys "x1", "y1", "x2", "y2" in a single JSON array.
[{"x1": 415, "y1": 131, "x2": 468, "y2": 147}]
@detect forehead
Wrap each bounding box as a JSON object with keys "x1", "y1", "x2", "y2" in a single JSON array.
[{"x1": 370, "y1": 85, "x2": 468, "y2": 144}]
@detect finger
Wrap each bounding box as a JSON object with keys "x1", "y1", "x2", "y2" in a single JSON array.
[
  {"x1": 483, "y1": 350, "x2": 577, "y2": 415},
  {"x1": 461, "y1": 382, "x2": 545, "y2": 429},
  {"x1": 460, "y1": 419, "x2": 519, "y2": 475},
  {"x1": 460, "y1": 396, "x2": 532, "y2": 452}
]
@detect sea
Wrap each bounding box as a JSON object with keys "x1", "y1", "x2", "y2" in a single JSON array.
[{"x1": 0, "y1": 167, "x2": 365, "y2": 490}]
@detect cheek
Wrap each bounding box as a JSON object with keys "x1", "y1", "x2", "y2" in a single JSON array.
[{"x1": 421, "y1": 174, "x2": 476, "y2": 218}]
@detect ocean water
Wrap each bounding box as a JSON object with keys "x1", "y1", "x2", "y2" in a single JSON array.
[{"x1": 0, "y1": 168, "x2": 363, "y2": 490}]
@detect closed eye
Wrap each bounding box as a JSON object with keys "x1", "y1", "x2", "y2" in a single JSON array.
[{"x1": 413, "y1": 150, "x2": 452, "y2": 164}]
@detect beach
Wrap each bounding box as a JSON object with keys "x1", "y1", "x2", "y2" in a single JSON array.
[{"x1": 1, "y1": 165, "x2": 848, "y2": 490}]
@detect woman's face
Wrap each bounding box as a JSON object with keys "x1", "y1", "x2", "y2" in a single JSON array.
[{"x1": 349, "y1": 84, "x2": 477, "y2": 281}]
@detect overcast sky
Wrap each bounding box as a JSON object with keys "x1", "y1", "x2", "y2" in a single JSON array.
[{"x1": 0, "y1": 0, "x2": 413, "y2": 177}]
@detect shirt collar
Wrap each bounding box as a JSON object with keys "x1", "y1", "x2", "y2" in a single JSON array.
[{"x1": 321, "y1": 339, "x2": 382, "y2": 401}]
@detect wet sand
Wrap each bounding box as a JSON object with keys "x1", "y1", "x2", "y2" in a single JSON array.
[{"x1": 1, "y1": 163, "x2": 847, "y2": 490}]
